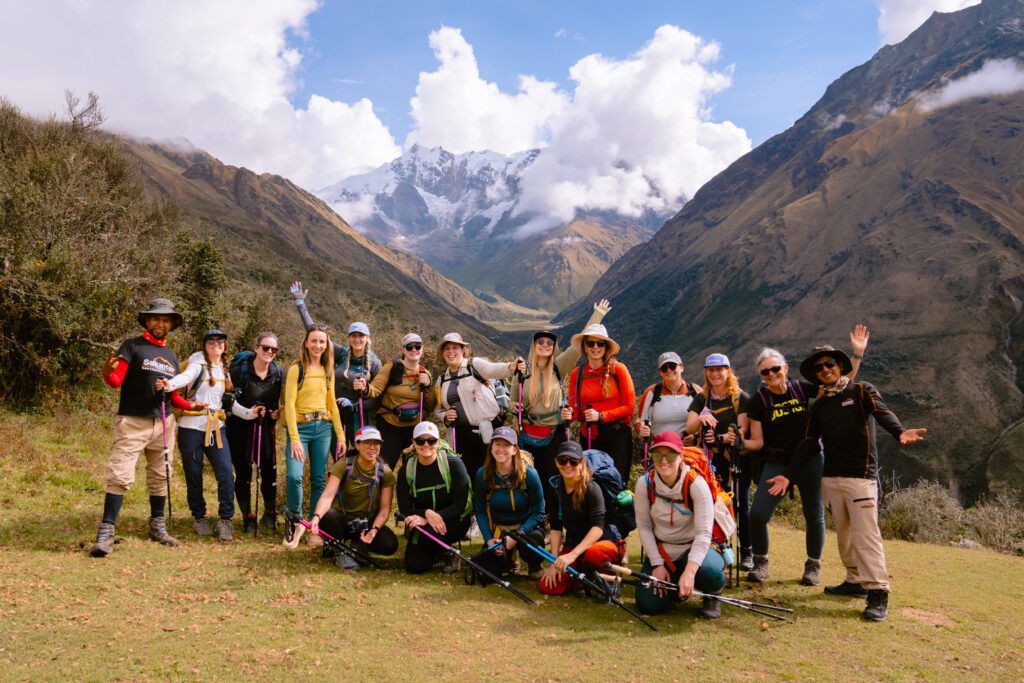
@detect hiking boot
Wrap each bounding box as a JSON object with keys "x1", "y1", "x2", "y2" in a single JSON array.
[
  {"x1": 699, "y1": 594, "x2": 722, "y2": 620},
  {"x1": 863, "y1": 590, "x2": 889, "y2": 622},
  {"x1": 824, "y1": 581, "x2": 868, "y2": 598},
  {"x1": 335, "y1": 550, "x2": 361, "y2": 571},
  {"x1": 282, "y1": 521, "x2": 305, "y2": 549},
  {"x1": 192, "y1": 517, "x2": 214, "y2": 537},
  {"x1": 259, "y1": 512, "x2": 277, "y2": 531},
  {"x1": 527, "y1": 561, "x2": 544, "y2": 581},
  {"x1": 443, "y1": 554, "x2": 461, "y2": 573},
  {"x1": 243, "y1": 516, "x2": 258, "y2": 534},
  {"x1": 800, "y1": 559, "x2": 821, "y2": 586},
  {"x1": 217, "y1": 518, "x2": 233, "y2": 543},
  {"x1": 746, "y1": 554, "x2": 770, "y2": 583},
  {"x1": 148, "y1": 516, "x2": 178, "y2": 547},
  {"x1": 90, "y1": 522, "x2": 116, "y2": 558},
  {"x1": 739, "y1": 547, "x2": 754, "y2": 572}
]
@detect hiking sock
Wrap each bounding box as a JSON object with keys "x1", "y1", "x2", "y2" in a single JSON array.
[
  {"x1": 149, "y1": 495, "x2": 166, "y2": 519},
  {"x1": 102, "y1": 493, "x2": 125, "y2": 525}
]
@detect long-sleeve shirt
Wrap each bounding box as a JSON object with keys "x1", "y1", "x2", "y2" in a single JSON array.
[
  {"x1": 546, "y1": 479, "x2": 608, "y2": 548},
  {"x1": 789, "y1": 380, "x2": 905, "y2": 481},
  {"x1": 435, "y1": 357, "x2": 512, "y2": 427},
  {"x1": 472, "y1": 465, "x2": 545, "y2": 542},
  {"x1": 633, "y1": 467, "x2": 713, "y2": 568},
  {"x1": 165, "y1": 352, "x2": 252, "y2": 436},
  {"x1": 364, "y1": 360, "x2": 435, "y2": 427},
  {"x1": 396, "y1": 454, "x2": 471, "y2": 523},
  {"x1": 103, "y1": 332, "x2": 190, "y2": 415},
  {"x1": 283, "y1": 363, "x2": 344, "y2": 443},
  {"x1": 567, "y1": 360, "x2": 636, "y2": 437}
]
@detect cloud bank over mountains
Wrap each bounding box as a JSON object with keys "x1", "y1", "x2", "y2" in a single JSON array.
[{"x1": 876, "y1": 0, "x2": 981, "y2": 45}]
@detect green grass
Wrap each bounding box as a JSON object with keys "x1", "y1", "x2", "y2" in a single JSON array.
[{"x1": 1, "y1": 408, "x2": 1022, "y2": 681}]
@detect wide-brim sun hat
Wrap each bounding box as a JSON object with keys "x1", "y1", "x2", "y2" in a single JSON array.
[
  {"x1": 412, "y1": 421, "x2": 440, "y2": 440},
  {"x1": 799, "y1": 345, "x2": 853, "y2": 384},
  {"x1": 436, "y1": 332, "x2": 471, "y2": 362},
  {"x1": 569, "y1": 323, "x2": 620, "y2": 357},
  {"x1": 137, "y1": 298, "x2": 183, "y2": 330}
]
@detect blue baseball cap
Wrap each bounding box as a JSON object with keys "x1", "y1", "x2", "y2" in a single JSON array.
[
  {"x1": 704, "y1": 353, "x2": 731, "y2": 368},
  {"x1": 348, "y1": 322, "x2": 370, "y2": 336}
]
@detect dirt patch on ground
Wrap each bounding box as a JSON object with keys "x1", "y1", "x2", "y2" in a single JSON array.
[{"x1": 899, "y1": 607, "x2": 958, "y2": 628}]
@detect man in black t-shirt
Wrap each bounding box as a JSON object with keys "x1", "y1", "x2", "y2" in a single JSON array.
[{"x1": 90, "y1": 299, "x2": 200, "y2": 558}]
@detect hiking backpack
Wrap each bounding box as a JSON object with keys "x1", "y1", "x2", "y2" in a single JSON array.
[
  {"x1": 404, "y1": 443, "x2": 473, "y2": 520},
  {"x1": 336, "y1": 454, "x2": 387, "y2": 517},
  {"x1": 644, "y1": 446, "x2": 736, "y2": 545},
  {"x1": 551, "y1": 449, "x2": 636, "y2": 542},
  {"x1": 228, "y1": 351, "x2": 283, "y2": 396},
  {"x1": 437, "y1": 358, "x2": 507, "y2": 424}
]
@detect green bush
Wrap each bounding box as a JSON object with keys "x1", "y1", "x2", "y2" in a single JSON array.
[{"x1": 880, "y1": 481, "x2": 964, "y2": 545}]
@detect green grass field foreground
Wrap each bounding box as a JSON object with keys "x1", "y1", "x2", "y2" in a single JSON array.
[{"x1": 1, "y1": 408, "x2": 1022, "y2": 682}]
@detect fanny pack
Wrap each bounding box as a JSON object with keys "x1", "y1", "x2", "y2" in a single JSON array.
[
  {"x1": 392, "y1": 402, "x2": 420, "y2": 423},
  {"x1": 520, "y1": 423, "x2": 556, "y2": 448}
]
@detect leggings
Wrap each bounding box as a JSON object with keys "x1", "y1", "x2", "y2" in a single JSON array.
[
  {"x1": 178, "y1": 426, "x2": 234, "y2": 519},
  {"x1": 749, "y1": 452, "x2": 825, "y2": 559},
  {"x1": 319, "y1": 509, "x2": 399, "y2": 556},
  {"x1": 527, "y1": 427, "x2": 568, "y2": 496},
  {"x1": 403, "y1": 516, "x2": 473, "y2": 574},
  {"x1": 586, "y1": 421, "x2": 633, "y2": 483},
  {"x1": 376, "y1": 417, "x2": 414, "y2": 470},
  {"x1": 226, "y1": 416, "x2": 277, "y2": 518},
  {"x1": 285, "y1": 419, "x2": 332, "y2": 517},
  {"x1": 711, "y1": 449, "x2": 752, "y2": 550},
  {"x1": 448, "y1": 424, "x2": 486, "y2": 487}
]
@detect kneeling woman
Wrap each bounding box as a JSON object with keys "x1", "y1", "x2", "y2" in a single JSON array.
[
  {"x1": 540, "y1": 441, "x2": 626, "y2": 595},
  {"x1": 633, "y1": 432, "x2": 727, "y2": 619},
  {"x1": 472, "y1": 427, "x2": 546, "y2": 580},
  {"x1": 397, "y1": 422, "x2": 472, "y2": 574},
  {"x1": 308, "y1": 426, "x2": 399, "y2": 569}
]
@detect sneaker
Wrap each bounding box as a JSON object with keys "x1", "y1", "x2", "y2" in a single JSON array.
[
  {"x1": 192, "y1": 518, "x2": 214, "y2": 537},
  {"x1": 307, "y1": 532, "x2": 323, "y2": 548},
  {"x1": 89, "y1": 522, "x2": 116, "y2": 558},
  {"x1": 243, "y1": 516, "x2": 258, "y2": 534},
  {"x1": 739, "y1": 547, "x2": 754, "y2": 572},
  {"x1": 699, "y1": 594, "x2": 722, "y2": 620},
  {"x1": 800, "y1": 559, "x2": 821, "y2": 586},
  {"x1": 442, "y1": 554, "x2": 461, "y2": 573},
  {"x1": 465, "y1": 518, "x2": 480, "y2": 541},
  {"x1": 335, "y1": 550, "x2": 361, "y2": 571},
  {"x1": 148, "y1": 516, "x2": 178, "y2": 547},
  {"x1": 259, "y1": 512, "x2": 277, "y2": 531},
  {"x1": 824, "y1": 581, "x2": 868, "y2": 598},
  {"x1": 862, "y1": 590, "x2": 889, "y2": 622},
  {"x1": 282, "y1": 521, "x2": 305, "y2": 549},
  {"x1": 217, "y1": 518, "x2": 233, "y2": 543},
  {"x1": 746, "y1": 554, "x2": 770, "y2": 583}
]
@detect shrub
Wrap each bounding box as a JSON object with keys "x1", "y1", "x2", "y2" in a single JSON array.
[
  {"x1": 963, "y1": 492, "x2": 1024, "y2": 555},
  {"x1": 880, "y1": 480, "x2": 964, "y2": 544}
]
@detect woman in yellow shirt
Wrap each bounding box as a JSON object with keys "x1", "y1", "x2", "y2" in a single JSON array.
[{"x1": 282, "y1": 324, "x2": 345, "y2": 547}]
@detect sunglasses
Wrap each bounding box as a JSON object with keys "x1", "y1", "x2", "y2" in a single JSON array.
[
  {"x1": 555, "y1": 456, "x2": 581, "y2": 467},
  {"x1": 659, "y1": 362, "x2": 678, "y2": 372},
  {"x1": 535, "y1": 338, "x2": 555, "y2": 347},
  {"x1": 586, "y1": 340, "x2": 607, "y2": 348},
  {"x1": 814, "y1": 359, "x2": 838, "y2": 373},
  {"x1": 759, "y1": 365, "x2": 783, "y2": 377},
  {"x1": 206, "y1": 338, "x2": 226, "y2": 345},
  {"x1": 259, "y1": 345, "x2": 279, "y2": 355},
  {"x1": 651, "y1": 451, "x2": 681, "y2": 464},
  {"x1": 414, "y1": 437, "x2": 438, "y2": 446},
  {"x1": 404, "y1": 343, "x2": 423, "y2": 351}
]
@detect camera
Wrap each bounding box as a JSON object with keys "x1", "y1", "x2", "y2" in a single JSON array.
[{"x1": 345, "y1": 517, "x2": 370, "y2": 536}]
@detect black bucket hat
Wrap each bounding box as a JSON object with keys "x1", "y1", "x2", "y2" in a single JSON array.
[
  {"x1": 137, "y1": 298, "x2": 182, "y2": 330},
  {"x1": 799, "y1": 345, "x2": 853, "y2": 384}
]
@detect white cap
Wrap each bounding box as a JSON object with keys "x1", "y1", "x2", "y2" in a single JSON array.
[
  {"x1": 354, "y1": 426, "x2": 383, "y2": 442},
  {"x1": 412, "y1": 421, "x2": 440, "y2": 440}
]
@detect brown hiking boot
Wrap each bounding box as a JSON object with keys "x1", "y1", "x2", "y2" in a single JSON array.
[
  {"x1": 89, "y1": 522, "x2": 116, "y2": 558},
  {"x1": 216, "y1": 518, "x2": 233, "y2": 543},
  {"x1": 746, "y1": 555, "x2": 770, "y2": 583},
  {"x1": 800, "y1": 559, "x2": 821, "y2": 586},
  {"x1": 148, "y1": 516, "x2": 178, "y2": 547}
]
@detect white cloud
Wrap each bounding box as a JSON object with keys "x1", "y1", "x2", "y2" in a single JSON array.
[
  {"x1": 514, "y1": 25, "x2": 751, "y2": 234},
  {"x1": 404, "y1": 26, "x2": 570, "y2": 154},
  {"x1": 918, "y1": 59, "x2": 1024, "y2": 111},
  {"x1": 554, "y1": 28, "x2": 568, "y2": 39},
  {"x1": 0, "y1": 0, "x2": 400, "y2": 189},
  {"x1": 328, "y1": 195, "x2": 379, "y2": 230},
  {"x1": 876, "y1": 0, "x2": 980, "y2": 45}
]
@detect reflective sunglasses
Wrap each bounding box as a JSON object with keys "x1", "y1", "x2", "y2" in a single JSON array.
[
  {"x1": 259, "y1": 345, "x2": 279, "y2": 355},
  {"x1": 414, "y1": 437, "x2": 438, "y2": 446},
  {"x1": 585, "y1": 339, "x2": 607, "y2": 348},
  {"x1": 404, "y1": 342, "x2": 423, "y2": 351},
  {"x1": 659, "y1": 362, "x2": 679, "y2": 372},
  {"x1": 759, "y1": 365, "x2": 783, "y2": 377},
  {"x1": 814, "y1": 359, "x2": 838, "y2": 373},
  {"x1": 651, "y1": 451, "x2": 681, "y2": 464},
  {"x1": 555, "y1": 456, "x2": 581, "y2": 466},
  {"x1": 535, "y1": 338, "x2": 555, "y2": 348}
]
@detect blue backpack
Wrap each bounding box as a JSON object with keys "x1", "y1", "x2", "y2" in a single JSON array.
[{"x1": 550, "y1": 449, "x2": 636, "y2": 542}]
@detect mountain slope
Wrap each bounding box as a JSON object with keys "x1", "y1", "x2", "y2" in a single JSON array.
[{"x1": 555, "y1": 0, "x2": 1024, "y2": 500}]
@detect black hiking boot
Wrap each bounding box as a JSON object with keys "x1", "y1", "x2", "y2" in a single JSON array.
[
  {"x1": 747, "y1": 555, "x2": 770, "y2": 583},
  {"x1": 800, "y1": 559, "x2": 821, "y2": 586},
  {"x1": 90, "y1": 522, "x2": 116, "y2": 558},
  {"x1": 243, "y1": 516, "x2": 258, "y2": 534},
  {"x1": 863, "y1": 590, "x2": 889, "y2": 621},
  {"x1": 699, "y1": 593, "x2": 722, "y2": 620},
  {"x1": 824, "y1": 581, "x2": 868, "y2": 598},
  {"x1": 148, "y1": 516, "x2": 178, "y2": 547},
  {"x1": 259, "y1": 512, "x2": 277, "y2": 531},
  {"x1": 739, "y1": 547, "x2": 754, "y2": 572}
]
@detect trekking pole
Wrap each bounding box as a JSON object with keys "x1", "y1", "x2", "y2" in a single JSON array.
[
  {"x1": 358, "y1": 385, "x2": 365, "y2": 432},
  {"x1": 254, "y1": 413, "x2": 263, "y2": 538},
  {"x1": 585, "y1": 404, "x2": 594, "y2": 450},
  {"x1": 604, "y1": 563, "x2": 792, "y2": 612},
  {"x1": 404, "y1": 518, "x2": 536, "y2": 605},
  {"x1": 160, "y1": 390, "x2": 172, "y2": 527},
  {"x1": 730, "y1": 450, "x2": 741, "y2": 588},
  {"x1": 561, "y1": 399, "x2": 570, "y2": 441},
  {"x1": 515, "y1": 368, "x2": 524, "y2": 449},
  {"x1": 508, "y1": 530, "x2": 657, "y2": 631},
  {"x1": 281, "y1": 507, "x2": 381, "y2": 568},
  {"x1": 642, "y1": 419, "x2": 651, "y2": 471}
]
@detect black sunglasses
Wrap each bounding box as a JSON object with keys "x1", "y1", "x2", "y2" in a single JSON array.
[
  {"x1": 535, "y1": 338, "x2": 555, "y2": 347},
  {"x1": 759, "y1": 365, "x2": 783, "y2": 377},
  {"x1": 414, "y1": 437, "x2": 437, "y2": 446},
  {"x1": 260, "y1": 345, "x2": 279, "y2": 354},
  {"x1": 404, "y1": 343, "x2": 423, "y2": 351},
  {"x1": 556, "y1": 456, "x2": 581, "y2": 466},
  {"x1": 659, "y1": 362, "x2": 679, "y2": 372},
  {"x1": 586, "y1": 340, "x2": 607, "y2": 348},
  {"x1": 814, "y1": 359, "x2": 838, "y2": 372}
]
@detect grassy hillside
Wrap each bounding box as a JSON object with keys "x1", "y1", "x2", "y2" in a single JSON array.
[{"x1": 1, "y1": 407, "x2": 1020, "y2": 681}]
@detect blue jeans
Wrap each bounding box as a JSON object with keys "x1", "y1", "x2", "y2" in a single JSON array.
[
  {"x1": 635, "y1": 548, "x2": 726, "y2": 615},
  {"x1": 749, "y1": 452, "x2": 825, "y2": 559},
  {"x1": 285, "y1": 419, "x2": 333, "y2": 517},
  {"x1": 178, "y1": 426, "x2": 235, "y2": 519}
]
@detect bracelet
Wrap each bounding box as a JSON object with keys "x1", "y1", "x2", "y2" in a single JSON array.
[
  {"x1": 311, "y1": 513, "x2": 321, "y2": 521},
  {"x1": 372, "y1": 526, "x2": 381, "y2": 532},
  {"x1": 852, "y1": 353, "x2": 863, "y2": 360}
]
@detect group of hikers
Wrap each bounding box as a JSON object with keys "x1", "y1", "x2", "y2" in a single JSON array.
[{"x1": 90, "y1": 285, "x2": 925, "y2": 624}]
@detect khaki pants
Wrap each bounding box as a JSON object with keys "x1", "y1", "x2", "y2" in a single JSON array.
[
  {"x1": 821, "y1": 476, "x2": 890, "y2": 591},
  {"x1": 105, "y1": 414, "x2": 176, "y2": 496}
]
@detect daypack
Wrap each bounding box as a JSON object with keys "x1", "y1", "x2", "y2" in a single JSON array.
[
  {"x1": 551, "y1": 449, "x2": 636, "y2": 542},
  {"x1": 404, "y1": 442, "x2": 472, "y2": 520},
  {"x1": 336, "y1": 454, "x2": 387, "y2": 517},
  {"x1": 438, "y1": 358, "x2": 506, "y2": 423},
  {"x1": 171, "y1": 359, "x2": 207, "y2": 419},
  {"x1": 229, "y1": 351, "x2": 283, "y2": 397},
  {"x1": 644, "y1": 446, "x2": 736, "y2": 546}
]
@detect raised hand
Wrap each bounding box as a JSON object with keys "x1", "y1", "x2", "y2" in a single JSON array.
[
  {"x1": 102, "y1": 351, "x2": 122, "y2": 377},
  {"x1": 594, "y1": 299, "x2": 612, "y2": 316},
  {"x1": 289, "y1": 281, "x2": 307, "y2": 303},
  {"x1": 851, "y1": 324, "x2": 870, "y2": 356}
]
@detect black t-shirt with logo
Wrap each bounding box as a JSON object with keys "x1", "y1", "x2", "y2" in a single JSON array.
[
  {"x1": 746, "y1": 380, "x2": 817, "y2": 461},
  {"x1": 115, "y1": 336, "x2": 180, "y2": 418}
]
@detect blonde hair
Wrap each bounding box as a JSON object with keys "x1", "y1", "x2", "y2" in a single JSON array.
[
  {"x1": 566, "y1": 458, "x2": 593, "y2": 510},
  {"x1": 343, "y1": 337, "x2": 373, "y2": 377},
  {"x1": 703, "y1": 364, "x2": 740, "y2": 404},
  {"x1": 526, "y1": 342, "x2": 560, "y2": 407}
]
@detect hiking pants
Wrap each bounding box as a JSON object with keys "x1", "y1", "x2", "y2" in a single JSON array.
[
  {"x1": 530, "y1": 428, "x2": 568, "y2": 496},
  {"x1": 403, "y1": 516, "x2": 473, "y2": 574},
  {"x1": 635, "y1": 548, "x2": 727, "y2": 615},
  {"x1": 105, "y1": 414, "x2": 177, "y2": 496},
  {"x1": 822, "y1": 477, "x2": 890, "y2": 591},
  {"x1": 285, "y1": 419, "x2": 332, "y2": 518},
  {"x1": 320, "y1": 510, "x2": 399, "y2": 556},
  {"x1": 178, "y1": 426, "x2": 235, "y2": 520},
  {"x1": 538, "y1": 540, "x2": 626, "y2": 595},
  {"x1": 449, "y1": 423, "x2": 486, "y2": 486},
  {"x1": 749, "y1": 452, "x2": 825, "y2": 559},
  {"x1": 376, "y1": 417, "x2": 414, "y2": 470},
  {"x1": 712, "y1": 449, "x2": 752, "y2": 550},
  {"x1": 226, "y1": 416, "x2": 278, "y2": 518},
  {"x1": 589, "y1": 421, "x2": 633, "y2": 484}
]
